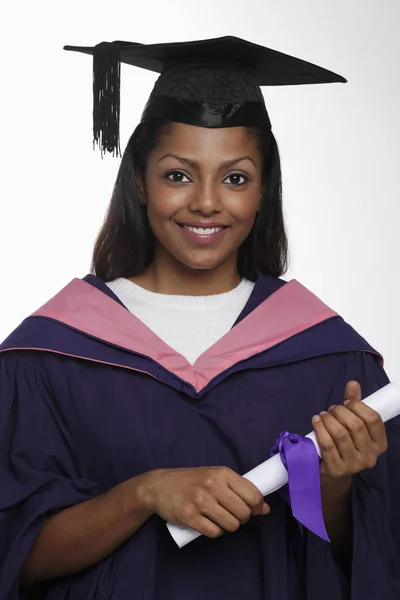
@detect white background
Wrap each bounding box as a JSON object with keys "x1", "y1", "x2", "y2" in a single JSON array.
[{"x1": 1, "y1": 0, "x2": 399, "y2": 384}]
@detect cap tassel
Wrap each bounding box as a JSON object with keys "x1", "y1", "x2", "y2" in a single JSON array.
[{"x1": 93, "y1": 42, "x2": 121, "y2": 157}]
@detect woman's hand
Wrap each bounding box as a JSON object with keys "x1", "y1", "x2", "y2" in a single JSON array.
[
  {"x1": 140, "y1": 466, "x2": 270, "y2": 538},
  {"x1": 312, "y1": 380, "x2": 388, "y2": 480}
]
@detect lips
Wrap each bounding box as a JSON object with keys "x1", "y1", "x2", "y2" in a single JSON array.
[
  {"x1": 178, "y1": 222, "x2": 228, "y2": 229},
  {"x1": 176, "y1": 222, "x2": 229, "y2": 245},
  {"x1": 181, "y1": 224, "x2": 224, "y2": 235}
]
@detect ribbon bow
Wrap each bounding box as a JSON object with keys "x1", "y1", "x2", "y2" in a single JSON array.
[{"x1": 270, "y1": 431, "x2": 330, "y2": 542}]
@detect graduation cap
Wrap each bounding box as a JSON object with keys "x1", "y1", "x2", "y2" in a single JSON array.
[{"x1": 63, "y1": 36, "x2": 347, "y2": 157}]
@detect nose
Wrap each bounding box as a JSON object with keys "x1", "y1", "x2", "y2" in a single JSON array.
[{"x1": 188, "y1": 180, "x2": 222, "y2": 215}]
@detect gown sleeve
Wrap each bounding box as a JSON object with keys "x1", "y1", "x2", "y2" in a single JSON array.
[
  {"x1": 304, "y1": 351, "x2": 400, "y2": 600},
  {"x1": 0, "y1": 352, "x2": 102, "y2": 600}
]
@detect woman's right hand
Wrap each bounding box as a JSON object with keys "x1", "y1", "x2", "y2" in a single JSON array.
[{"x1": 140, "y1": 466, "x2": 270, "y2": 538}]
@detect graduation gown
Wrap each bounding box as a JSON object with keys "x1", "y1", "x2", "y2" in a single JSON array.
[{"x1": 0, "y1": 273, "x2": 399, "y2": 600}]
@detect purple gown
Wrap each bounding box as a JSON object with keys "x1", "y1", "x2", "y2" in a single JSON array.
[{"x1": 0, "y1": 273, "x2": 399, "y2": 600}]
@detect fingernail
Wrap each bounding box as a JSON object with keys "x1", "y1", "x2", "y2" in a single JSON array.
[
  {"x1": 343, "y1": 399, "x2": 351, "y2": 406},
  {"x1": 319, "y1": 411, "x2": 328, "y2": 416},
  {"x1": 328, "y1": 405, "x2": 336, "y2": 412},
  {"x1": 312, "y1": 415, "x2": 321, "y2": 424}
]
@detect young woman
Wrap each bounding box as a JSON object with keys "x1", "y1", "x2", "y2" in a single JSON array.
[{"x1": 0, "y1": 36, "x2": 399, "y2": 600}]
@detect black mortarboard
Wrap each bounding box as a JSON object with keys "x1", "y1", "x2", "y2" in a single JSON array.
[{"x1": 63, "y1": 36, "x2": 347, "y2": 157}]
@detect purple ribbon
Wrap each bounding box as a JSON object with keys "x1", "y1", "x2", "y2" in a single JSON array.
[{"x1": 270, "y1": 431, "x2": 330, "y2": 543}]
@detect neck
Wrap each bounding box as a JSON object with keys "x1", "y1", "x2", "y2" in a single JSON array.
[{"x1": 129, "y1": 253, "x2": 242, "y2": 296}]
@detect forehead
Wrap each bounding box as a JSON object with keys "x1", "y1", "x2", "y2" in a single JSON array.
[{"x1": 155, "y1": 122, "x2": 258, "y2": 155}]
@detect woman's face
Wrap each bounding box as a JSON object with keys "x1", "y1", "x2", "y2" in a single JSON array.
[{"x1": 140, "y1": 122, "x2": 264, "y2": 277}]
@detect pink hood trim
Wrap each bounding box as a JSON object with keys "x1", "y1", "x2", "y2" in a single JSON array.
[{"x1": 31, "y1": 278, "x2": 337, "y2": 392}]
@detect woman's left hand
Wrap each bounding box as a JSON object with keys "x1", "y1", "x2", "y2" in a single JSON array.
[{"x1": 312, "y1": 380, "x2": 388, "y2": 479}]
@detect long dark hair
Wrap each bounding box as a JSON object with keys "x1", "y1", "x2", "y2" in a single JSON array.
[{"x1": 91, "y1": 119, "x2": 289, "y2": 282}]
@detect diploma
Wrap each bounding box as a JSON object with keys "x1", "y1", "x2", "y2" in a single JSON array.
[{"x1": 167, "y1": 382, "x2": 400, "y2": 548}]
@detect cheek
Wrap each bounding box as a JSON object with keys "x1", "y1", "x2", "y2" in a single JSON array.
[
  {"x1": 145, "y1": 178, "x2": 187, "y2": 220},
  {"x1": 227, "y1": 193, "x2": 261, "y2": 226}
]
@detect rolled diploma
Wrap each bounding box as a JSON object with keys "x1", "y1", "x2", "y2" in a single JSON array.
[{"x1": 167, "y1": 382, "x2": 400, "y2": 548}]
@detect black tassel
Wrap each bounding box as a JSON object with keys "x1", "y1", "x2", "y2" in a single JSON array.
[{"x1": 93, "y1": 42, "x2": 121, "y2": 158}]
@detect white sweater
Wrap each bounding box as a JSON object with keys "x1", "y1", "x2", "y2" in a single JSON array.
[{"x1": 106, "y1": 277, "x2": 255, "y2": 365}]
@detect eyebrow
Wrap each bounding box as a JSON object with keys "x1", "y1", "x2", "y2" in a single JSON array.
[{"x1": 157, "y1": 153, "x2": 256, "y2": 169}]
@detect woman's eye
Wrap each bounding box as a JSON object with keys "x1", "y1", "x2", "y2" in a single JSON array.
[
  {"x1": 165, "y1": 171, "x2": 248, "y2": 185},
  {"x1": 224, "y1": 173, "x2": 249, "y2": 186},
  {"x1": 165, "y1": 170, "x2": 191, "y2": 183}
]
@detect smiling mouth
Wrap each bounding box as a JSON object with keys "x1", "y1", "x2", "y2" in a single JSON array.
[{"x1": 177, "y1": 224, "x2": 229, "y2": 235}]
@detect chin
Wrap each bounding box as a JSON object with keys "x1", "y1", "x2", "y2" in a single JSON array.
[
  {"x1": 174, "y1": 253, "x2": 225, "y2": 271},
  {"x1": 182, "y1": 260, "x2": 220, "y2": 271},
  {"x1": 188, "y1": 264, "x2": 219, "y2": 271}
]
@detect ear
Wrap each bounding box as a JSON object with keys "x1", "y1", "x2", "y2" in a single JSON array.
[{"x1": 136, "y1": 171, "x2": 147, "y2": 205}]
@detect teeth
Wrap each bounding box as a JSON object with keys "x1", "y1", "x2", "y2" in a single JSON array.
[{"x1": 183, "y1": 225, "x2": 223, "y2": 235}]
